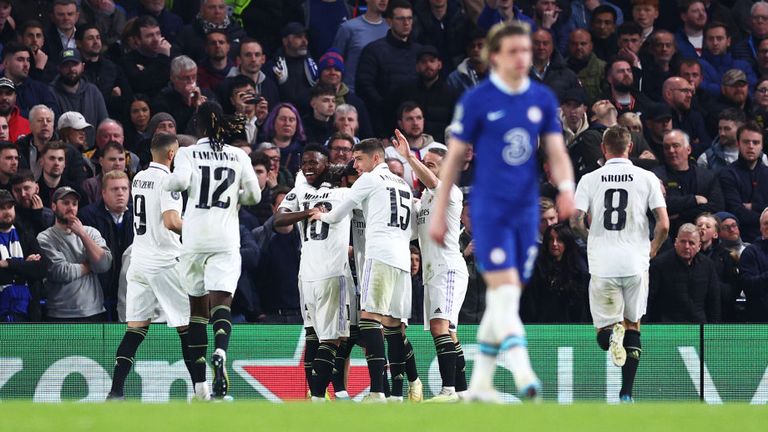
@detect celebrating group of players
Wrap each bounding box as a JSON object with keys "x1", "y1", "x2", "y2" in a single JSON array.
[{"x1": 105, "y1": 20, "x2": 670, "y2": 404}]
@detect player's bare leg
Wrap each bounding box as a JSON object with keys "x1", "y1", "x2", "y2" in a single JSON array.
[
  {"x1": 188, "y1": 294, "x2": 211, "y2": 400},
  {"x1": 108, "y1": 320, "x2": 151, "y2": 400},
  {"x1": 358, "y1": 310, "x2": 387, "y2": 402},
  {"x1": 425, "y1": 318, "x2": 459, "y2": 403},
  {"x1": 470, "y1": 268, "x2": 540, "y2": 401},
  {"x1": 209, "y1": 291, "x2": 233, "y2": 399}
]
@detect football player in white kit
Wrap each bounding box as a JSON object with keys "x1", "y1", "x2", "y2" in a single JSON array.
[
  {"x1": 572, "y1": 126, "x2": 669, "y2": 403},
  {"x1": 107, "y1": 133, "x2": 192, "y2": 400},
  {"x1": 164, "y1": 102, "x2": 262, "y2": 400},
  {"x1": 392, "y1": 130, "x2": 469, "y2": 403},
  {"x1": 273, "y1": 145, "x2": 355, "y2": 401},
  {"x1": 311, "y1": 138, "x2": 413, "y2": 402}
]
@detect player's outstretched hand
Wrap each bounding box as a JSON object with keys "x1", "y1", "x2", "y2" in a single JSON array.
[
  {"x1": 429, "y1": 217, "x2": 448, "y2": 247},
  {"x1": 556, "y1": 190, "x2": 576, "y2": 220},
  {"x1": 393, "y1": 129, "x2": 410, "y2": 158}
]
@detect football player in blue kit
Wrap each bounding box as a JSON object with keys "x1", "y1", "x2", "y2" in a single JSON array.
[{"x1": 430, "y1": 21, "x2": 576, "y2": 401}]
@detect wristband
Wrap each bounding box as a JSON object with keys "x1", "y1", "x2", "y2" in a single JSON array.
[{"x1": 557, "y1": 180, "x2": 575, "y2": 192}]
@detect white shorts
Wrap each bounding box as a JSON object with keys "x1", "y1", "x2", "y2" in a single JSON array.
[
  {"x1": 423, "y1": 269, "x2": 469, "y2": 331},
  {"x1": 301, "y1": 276, "x2": 351, "y2": 341},
  {"x1": 180, "y1": 250, "x2": 241, "y2": 297},
  {"x1": 360, "y1": 258, "x2": 412, "y2": 320},
  {"x1": 589, "y1": 272, "x2": 649, "y2": 329},
  {"x1": 125, "y1": 264, "x2": 190, "y2": 327}
]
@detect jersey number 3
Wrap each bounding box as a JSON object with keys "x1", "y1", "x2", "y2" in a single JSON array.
[
  {"x1": 603, "y1": 188, "x2": 628, "y2": 231},
  {"x1": 196, "y1": 166, "x2": 236, "y2": 209},
  {"x1": 387, "y1": 187, "x2": 411, "y2": 231}
]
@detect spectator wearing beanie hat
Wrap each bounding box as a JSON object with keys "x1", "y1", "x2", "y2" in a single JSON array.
[
  {"x1": 315, "y1": 50, "x2": 373, "y2": 139},
  {"x1": 131, "y1": 113, "x2": 177, "y2": 168}
]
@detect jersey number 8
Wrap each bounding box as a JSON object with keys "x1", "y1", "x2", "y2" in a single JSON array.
[{"x1": 603, "y1": 188, "x2": 628, "y2": 231}]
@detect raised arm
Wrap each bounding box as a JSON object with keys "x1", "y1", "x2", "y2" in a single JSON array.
[
  {"x1": 393, "y1": 129, "x2": 438, "y2": 189},
  {"x1": 430, "y1": 136, "x2": 467, "y2": 246}
]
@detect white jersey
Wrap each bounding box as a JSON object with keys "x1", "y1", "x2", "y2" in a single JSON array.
[
  {"x1": 351, "y1": 209, "x2": 366, "y2": 280},
  {"x1": 575, "y1": 158, "x2": 666, "y2": 277},
  {"x1": 280, "y1": 182, "x2": 352, "y2": 281},
  {"x1": 164, "y1": 139, "x2": 260, "y2": 253},
  {"x1": 415, "y1": 182, "x2": 467, "y2": 281},
  {"x1": 130, "y1": 163, "x2": 183, "y2": 269},
  {"x1": 321, "y1": 163, "x2": 413, "y2": 271}
]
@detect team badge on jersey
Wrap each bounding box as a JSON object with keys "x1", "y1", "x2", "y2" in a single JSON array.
[
  {"x1": 285, "y1": 193, "x2": 296, "y2": 201},
  {"x1": 171, "y1": 192, "x2": 181, "y2": 200},
  {"x1": 527, "y1": 106, "x2": 543, "y2": 123},
  {"x1": 502, "y1": 128, "x2": 533, "y2": 166}
]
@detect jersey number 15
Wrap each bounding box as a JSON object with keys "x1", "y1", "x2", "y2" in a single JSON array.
[{"x1": 387, "y1": 187, "x2": 411, "y2": 231}]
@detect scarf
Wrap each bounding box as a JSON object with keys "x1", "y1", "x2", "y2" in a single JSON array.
[{"x1": 198, "y1": 14, "x2": 232, "y2": 33}]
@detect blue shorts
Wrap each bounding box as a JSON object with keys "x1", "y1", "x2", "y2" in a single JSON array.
[{"x1": 470, "y1": 199, "x2": 539, "y2": 284}]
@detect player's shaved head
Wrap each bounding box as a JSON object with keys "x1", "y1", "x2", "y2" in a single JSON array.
[
  {"x1": 151, "y1": 132, "x2": 178, "y2": 152},
  {"x1": 601, "y1": 125, "x2": 632, "y2": 156}
]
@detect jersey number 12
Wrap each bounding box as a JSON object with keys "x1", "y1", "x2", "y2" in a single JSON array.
[{"x1": 196, "y1": 166, "x2": 236, "y2": 209}]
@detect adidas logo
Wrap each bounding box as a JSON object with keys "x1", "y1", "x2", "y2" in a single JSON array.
[
  {"x1": 434, "y1": 308, "x2": 442, "y2": 314},
  {"x1": 311, "y1": 370, "x2": 318, "y2": 376},
  {"x1": 216, "y1": 329, "x2": 227, "y2": 336},
  {"x1": 195, "y1": 357, "x2": 207, "y2": 364}
]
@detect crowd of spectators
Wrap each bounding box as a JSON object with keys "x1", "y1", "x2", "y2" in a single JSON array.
[{"x1": 1, "y1": 0, "x2": 768, "y2": 324}]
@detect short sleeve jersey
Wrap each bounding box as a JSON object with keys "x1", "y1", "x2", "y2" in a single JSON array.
[
  {"x1": 449, "y1": 74, "x2": 561, "y2": 208},
  {"x1": 130, "y1": 163, "x2": 183, "y2": 269},
  {"x1": 169, "y1": 140, "x2": 259, "y2": 253},
  {"x1": 280, "y1": 182, "x2": 352, "y2": 281},
  {"x1": 416, "y1": 182, "x2": 468, "y2": 280},
  {"x1": 341, "y1": 163, "x2": 413, "y2": 272},
  {"x1": 574, "y1": 158, "x2": 667, "y2": 277}
]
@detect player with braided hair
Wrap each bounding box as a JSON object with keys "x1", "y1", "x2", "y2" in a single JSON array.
[{"x1": 164, "y1": 101, "x2": 262, "y2": 400}]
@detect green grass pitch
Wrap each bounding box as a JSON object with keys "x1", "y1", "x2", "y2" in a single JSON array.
[{"x1": 4, "y1": 402, "x2": 768, "y2": 432}]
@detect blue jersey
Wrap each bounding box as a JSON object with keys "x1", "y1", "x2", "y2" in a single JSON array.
[
  {"x1": 449, "y1": 74, "x2": 561, "y2": 276},
  {"x1": 449, "y1": 74, "x2": 561, "y2": 208}
]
